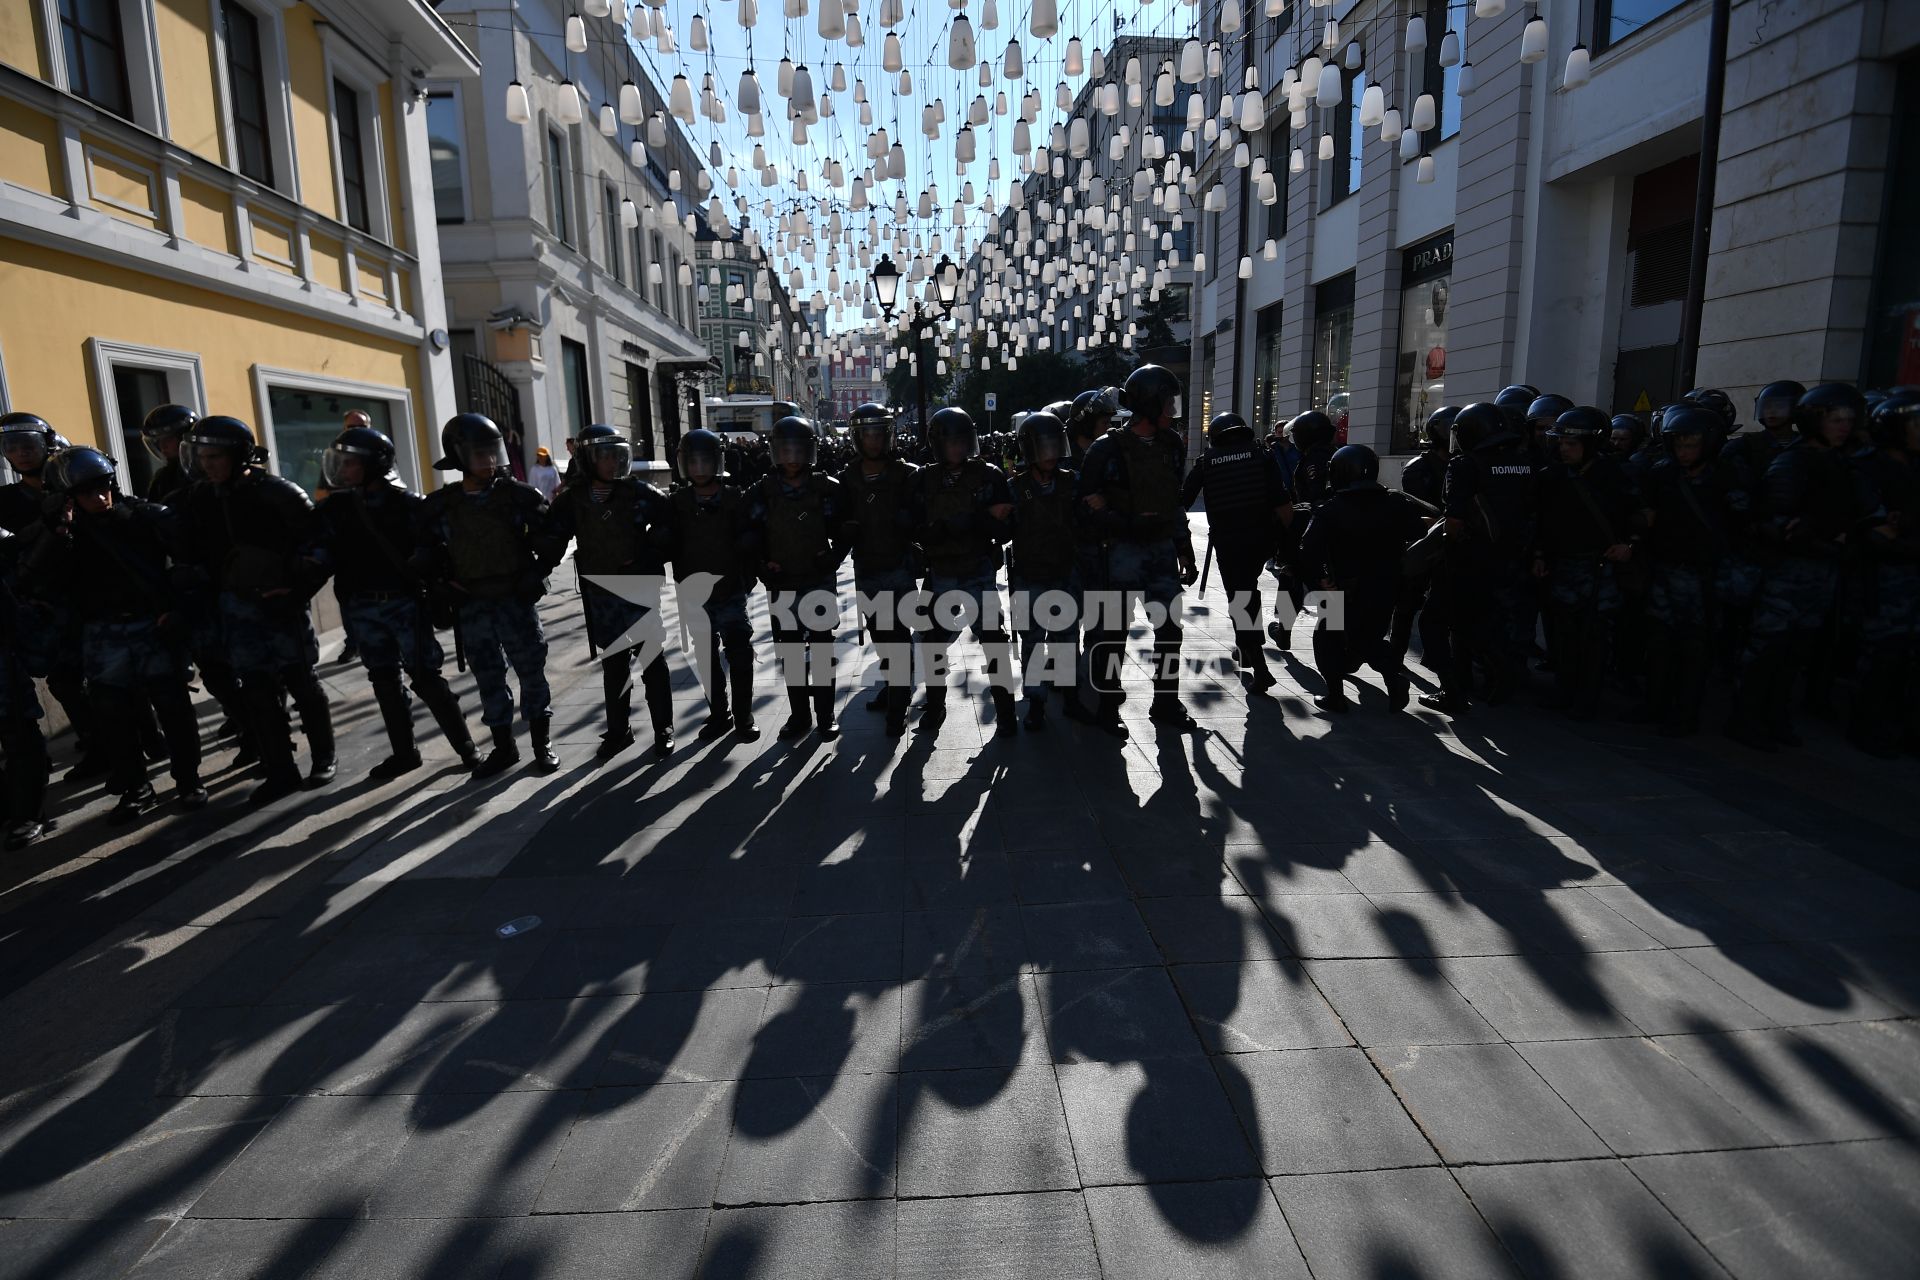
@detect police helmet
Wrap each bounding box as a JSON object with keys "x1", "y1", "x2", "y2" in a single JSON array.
[
  {"x1": 46, "y1": 446, "x2": 119, "y2": 496},
  {"x1": 1207, "y1": 412, "x2": 1255, "y2": 452},
  {"x1": 1070, "y1": 387, "x2": 1121, "y2": 438},
  {"x1": 578, "y1": 423, "x2": 633, "y2": 480},
  {"x1": 321, "y1": 426, "x2": 396, "y2": 489},
  {"x1": 1328, "y1": 444, "x2": 1380, "y2": 491},
  {"x1": 1017, "y1": 410, "x2": 1069, "y2": 467},
  {"x1": 1286, "y1": 410, "x2": 1336, "y2": 452},
  {"x1": 0, "y1": 412, "x2": 56, "y2": 473},
  {"x1": 678, "y1": 427, "x2": 725, "y2": 484},
  {"x1": 1660, "y1": 405, "x2": 1722, "y2": 446},
  {"x1": 1867, "y1": 389, "x2": 1920, "y2": 452},
  {"x1": 1120, "y1": 364, "x2": 1181, "y2": 423},
  {"x1": 1493, "y1": 384, "x2": 1540, "y2": 432},
  {"x1": 926, "y1": 406, "x2": 978, "y2": 459},
  {"x1": 183, "y1": 416, "x2": 260, "y2": 480},
  {"x1": 435, "y1": 413, "x2": 508, "y2": 473},
  {"x1": 1450, "y1": 403, "x2": 1507, "y2": 455},
  {"x1": 1547, "y1": 406, "x2": 1611, "y2": 441},
  {"x1": 140, "y1": 404, "x2": 198, "y2": 462},
  {"x1": 1609, "y1": 414, "x2": 1647, "y2": 453},
  {"x1": 1043, "y1": 400, "x2": 1076, "y2": 424},
  {"x1": 1685, "y1": 387, "x2": 1738, "y2": 432},
  {"x1": 1525, "y1": 394, "x2": 1575, "y2": 435},
  {"x1": 1792, "y1": 383, "x2": 1866, "y2": 443},
  {"x1": 1754, "y1": 380, "x2": 1806, "y2": 430},
  {"x1": 770, "y1": 414, "x2": 818, "y2": 469},
  {"x1": 1422, "y1": 406, "x2": 1458, "y2": 452}
]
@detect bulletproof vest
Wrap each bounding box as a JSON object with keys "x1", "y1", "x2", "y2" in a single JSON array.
[
  {"x1": 1401, "y1": 452, "x2": 1442, "y2": 508},
  {"x1": 671, "y1": 484, "x2": 748, "y2": 579},
  {"x1": 570, "y1": 481, "x2": 643, "y2": 576},
  {"x1": 1010, "y1": 470, "x2": 1077, "y2": 582},
  {"x1": 146, "y1": 460, "x2": 186, "y2": 504},
  {"x1": 1199, "y1": 446, "x2": 1270, "y2": 529},
  {"x1": 326, "y1": 488, "x2": 418, "y2": 596},
  {"x1": 1647, "y1": 462, "x2": 1723, "y2": 565},
  {"x1": 1773, "y1": 444, "x2": 1858, "y2": 545},
  {"x1": 1469, "y1": 448, "x2": 1537, "y2": 556},
  {"x1": 921, "y1": 460, "x2": 996, "y2": 575},
  {"x1": 850, "y1": 459, "x2": 914, "y2": 571},
  {"x1": 1293, "y1": 446, "x2": 1335, "y2": 506},
  {"x1": 762, "y1": 474, "x2": 830, "y2": 571},
  {"x1": 216, "y1": 472, "x2": 312, "y2": 592},
  {"x1": 1103, "y1": 429, "x2": 1181, "y2": 518},
  {"x1": 72, "y1": 501, "x2": 171, "y2": 618},
  {"x1": 444, "y1": 481, "x2": 529, "y2": 585},
  {"x1": 1539, "y1": 463, "x2": 1625, "y2": 557}
]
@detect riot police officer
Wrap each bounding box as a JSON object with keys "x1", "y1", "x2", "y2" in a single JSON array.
[
  {"x1": 1533, "y1": 406, "x2": 1637, "y2": 720},
  {"x1": 1727, "y1": 383, "x2": 1863, "y2": 750},
  {"x1": 1423, "y1": 402, "x2": 1538, "y2": 714},
  {"x1": 316, "y1": 427, "x2": 478, "y2": 779},
  {"x1": 753, "y1": 415, "x2": 848, "y2": 741},
  {"x1": 1718, "y1": 380, "x2": 1806, "y2": 658},
  {"x1": 174, "y1": 416, "x2": 333, "y2": 803},
  {"x1": 1524, "y1": 394, "x2": 1575, "y2": 469},
  {"x1": 414, "y1": 414, "x2": 560, "y2": 775},
  {"x1": 548, "y1": 424, "x2": 675, "y2": 761},
  {"x1": 1298, "y1": 445, "x2": 1431, "y2": 712},
  {"x1": 1394, "y1": 406, "x2": 1456, "y2": 670},
  {"x1": 1007, "y1": 410, "x2": 1082, "y2": 728},
  {"x1": 1078, "y1": 364, "x2": 1196, "y2": 734},
  {"x1": 1067, "y1": 387, "x2": 1119, "y2": 469},
  {"x1": 912, "y1": 407, "x2": 1018, "y2": 736},
  {"x1": 18, "y1": 448, "x2": 206, "y2": 818},
  {"x1": 1636, "y1": 406, "x2": 1730, "y2": 737},
  {"x1": 1848, "y1": 391, "x2": 1919, "y2": 757},
  {"x1": 0, "y1": 536, "x2": 50, "y2": 848},
  {"x1": 668, "y1": 429, "x2": 761, "y2": 742},
  {"x1": 840, "y1": 402, "x2": 919, "y2": 737},
  {"x1": 1401, "y1": 407, "x2": 1454, "y2": 509},
  {"x1": 1181, "y1": 412, "x2": 1288, "y2": 693},
  {"x1": 1492, "y1": 384, "x2": 1541, "y2": 464},
  {"x1": 141, "y1": 404, "x2": 196, "y2": 502}
]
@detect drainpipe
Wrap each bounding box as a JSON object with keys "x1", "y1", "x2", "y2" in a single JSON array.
[{"x1": 1676, "y1": 0, "x2": 1733, "y2": 392}]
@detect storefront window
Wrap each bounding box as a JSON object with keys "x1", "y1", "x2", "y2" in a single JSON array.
[
  {"x1": 265, "y1": 385, "x2": 394, "y2": 497},
  {"x1": 1393, "y1": 231, "x2": 1453, "y2": 454},
  {"x1": 1311, "y1": 274, "x2": 1355, "y2": 425},
  {"x1": 1252, "y1": 302, "x2": 1284, "y2": 434}
]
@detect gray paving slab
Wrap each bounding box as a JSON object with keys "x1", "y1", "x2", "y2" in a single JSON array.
[
  {"x1": 902, "y1": 905, "x2": 1030, "y2": 977},
  {"x1": 896, "y1": 1063, "x2": 1077, "y2": 1197},
  {"x1": 716, "y1": 1072, "x2": 897, "y2": 1204},
  {"x1": 1514, "y1": 1037, "x2": 1774, "y2": 1157},
  {"x1": 899, "y1": 973, "x2": 1047, "y2": 1072},
  {"x1": 1170, "y1": 959, "x2": 1354, "y2": 1053},
  {"x1": 1370, "y1": 1042, "x2": 1609, "y2": 1164},
  {"x1": 1057, "y1": 1056, "x2": 1260, "y2": 1184},
  {"x1": 1304, "y1": 958, "x2": 1502, "y2": 1046},
  {"x1": 1040, "y1": 967, "x2": 1206, "y2": 1063},
  {"x1": 1671, "y1": 942, "x2": 1901, "y2": 1027},
  {"x1": 1652, "y1": 1022, "x2": 1920, "y2": 1145},
  {"x1": 533, "y1": 1082, "x2": 733, "y2": 1213},
  {"x1": 505, "y1": 1209, "x2": 710, "y2": 1280},
  {"x1": 1254, "y1": 892, "x2": 1389, "y2": 958},
  {"x1": 122, "y1": 1217, "x2": 351, "y2": 1280},
  {"x1": 895, "y1": 1190, "x2": 1100, "y2": 1280},
  {"x1": 747, "y1": 981, "x2": 902, "y2": 1078},
  {"x1": 1226, "y1": 1047, "x2": 1437, "y2": 1175},
  {"x1": 1083, "y1": 1180, "x2": 1312, "y2": 1280},
  {"x1": 0, "y1": 1217, "x2": 172, "y2": 1280},
  {"x1": 595, "y1": 986, "x2": 770, "y2": 1086},
  {"x1": 187, "y1": 1094, "x2": 416, "y2": 1219},
  {"x1": 1440, "y1": 953, "x2": 1641, "y2": 1041},
  {"x1": 771, "y1": 913, "x2": 905, "y2": 985},
  {"x1": 1136, "y1": 894, "x2": 1290, "y2": 964},
  {"x1": 364, "y1": 1090, "x2": 581, "y2": 1217},
  {"x1": 1269, "y1": 1167, "x2": 1522, "y2": 1280},
  {"x1": 1456, "y1": 1160, "x2": 1729, "y2": 1280},
  {"x1": 303, "y1": 1216, "x2": 506, "y2": 1280},
  {"x1": 701, "y1": 1200, "x2": 894, "y2": 1280},
  {"x1": 1584, "y1": 949, "x2": 1776, "y2": 1035},
  {"x1": 1019, "y1": 901, "x2": 1161, "y2": 971}
]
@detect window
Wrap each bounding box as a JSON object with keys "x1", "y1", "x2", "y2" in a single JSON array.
[
  {"x1": 58, "y1": 0, "x2": 132, "y2": 117},
  {"x1": 332, "y1": 78, "x2": 369, "y2": 232},
  {"x1": 1206, "y1": 196, "x2": 1222, "y2": 279},
  {"x1": 1327, "y1": 70, "x2": 1365, "y2": 205},
  {"x1": 669, "y1": 250, "x2": 685, "y2": 323},
  {"x1": 1311, "y1": 273, "x2": 1355, "y2": 422},
  {"x1": 627, "y1": 361, "x2": 654, "y2": 459},
  {"x1": 112, "y1": 365, "x2": 170, "y2": 497},
  {"x1": 1393, "y1": 232, "x2": 1453, "y2": 454},
  {"x1": 1595, "y1": 0, "x2": 1689, "y2": 53},
  {"x1": 561, "y1": 338, "x2": 592, "y2": 437},
  {"x1": 650, "y1": 232, "x2": 667, "y2": 310},
  {"x1": 1412, "y1": 0, "x2": 1461, "y2": 151},
  {"x1": 546, "y1": 129, "x2": 571, "y2": 245},
  {"x1": 602, "y1": 184, "x2": 623, "y2": 284},
  {"x1": 220, "y1": 2, "x2": 273, "y2": 185},
  {"x1": 265, "y1": 386, "x2": 394, "y2": 496},
  {"x1": 1265, "y1": 124, "x2": 1288, "y2": 240},
  {"x1": 1252, "y1": 302, "x2": 1284, "y2": 436},
  {"x1": 630, "y1": 223, "x2": 646, "y2": 289},
  {"x1": 425, "y1": 90, "x2": 466, "y2": 222},
  {"x1": 1264, "y1": 2, "x2": 1294, "y2": 49}
]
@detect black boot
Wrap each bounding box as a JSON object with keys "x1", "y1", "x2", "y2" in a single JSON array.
[
  {"x1": 730, "y1": 659, "x2": 760, "y2": 741},
  {"x1": 991, "y1": 686, "x2": 1018, "y2": 737},
  {"x1": 244, "y1": 679, "x2": 303, "y2": 803},
  {"x1": 529, "y1": 716, "x2": 560, "y2": 773},
  {"x1": 152, "y1": 683, "x2": 207, "y2": 808},
  {"x1": 369, "y1": 673, "x2": 423, "y2": 782},
  {"x1": 414, "y1": 670, "x2": 479, "y2": 769},
  {"x1": 778, "y1": 688, "x2": 813, "y2": 740},
  {"x1": 474, "y1": 723, "x2": 520, "y2": 778},
  {"x1": 917, "y1": 686, "x2": 947, "y2": 735},
  {"x1": 109, "y1": 783, "x2": 159, "y2": 824},
  {"x1": 596, "y1": 662, "x2": 636, "y2": 763},
  {"x1": 1024, "y1": 698, "x2": 1048, "y2": 730},
  {"x1": 286, "y1": 670, "x2": 335, "y2": 788},
  {"x1": 884, "y1": 685, "x2": 910, "y2": 738},
  {"x1": 813, "y1": 687, "x2": 840, "y2": 741},
  {"x1": 641, "y1": 654, "x2": 674, "y2": 755},
  {"x1": 1095, "y1": 692, "x2": 1129, "y2": 740}
]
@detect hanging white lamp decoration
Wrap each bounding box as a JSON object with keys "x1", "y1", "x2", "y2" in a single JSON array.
[
  {"x1": 619, "y1": 79, "x2": 644, "y2": 123},
  {"x1": 690, "y1": 13, "x2": 709, "y2": 51},
  {"x1": 585, "y1": 0, "x2": 611, "y2": 16},
  {"x1": 883, "y1": 32, "x2": 903, "y2": 72},
  {"x1": 1344, "y1": 40, "x2": 1364, "y2": 71},
  {"x1": 846, "y1": 12, "x2": 864, "y2": 45},
  {"x1": 1316, "y1": 60, "x2": 1343, "y2": 108},
  {"x1": 629, "y1": 5, "x2": 649, "y2": 37},
  {"x1": 1379, "y1": 107, "x2": 1403, "y2": 143},
  {"x1": 598, "y1": 102, "x2": 617, "y2": 135},
  {"x1": 949, "y1": 15, "x2": 977, "y2": 70},
  {"x1": 792, "y1": 62, "x2": 814, "y2": 107},
  {"x1": 1405, "y1": 13, "x2": 1428, "y2": 52},
  {"x1": 1239, "y1": 89, "x2": 1265, "y2": 132},
  {"x1": 1154, "y1": 67, "x2": 1176, "y2": 107},
  {"x1": 899, "y1": 69, "x2": 912, "y2": 95},
  {"x1": 1065, "y1": 37, "x2": 1084, "y2": 77},
  {"x1": 981, "y1": 0, "x2": 999, "y2": 29},
  {"x1": 1317, "y1": 132, "x2": 1334, "y2": 161},
  {"x1": 1178, "y1": 39, "x2": 1205, "y2": 84},
  {"x1": 619, "y1": 196, "x2": 638, "y2": 229},
  {"x1": 1410, "y1": 93, "x2": 1436, "y2": 133},
  {"x1": 655, "y1": 20, "x2": 675, "y2": 54},
  {"x1": 1475, "y1": 0, "x2": 1506, "y2": 15},
  {"x1": 818, "y1": 0, "x2": 845, "y2": 39},
  {"x1": 1069, "y1": 117, "x2": 1090, "y2": 158},
  {"x1": 1005, "y1": 40, "x2": 1024, "y2": 80},
  {"x1": 1439, "y1": 29, "x2": 1462, "y2": 67},
  {"x1": 879, "y1": 0, "x2": 903, "y2": 25},
  {"x1": 1030, "y1": 0, "x2": 1058, "y2": 40},
  {"x1": 1220, "y1": 0, "x2": 1242, "y2": 34},
  {"x1": 1520, "y1": 11, "x2": 1549, "y2": 64},
  {"x1": 554, "y1": 80, "x2": 583, "y2": 125},
  {"x1": 1458, "y1": 61, "x2": 1478, "y2": 96},
  {"x1": 629, "y1": 138, "x2": 645, "y2": 167},
  {"x1": 565, "y1": 14, "x2": 587, "y2": 53},
  {"x1": 1417, "y1": 154, "x2": 1436, "y2": 184},
  {"x1": 777, "y1": 57, "x2": 795, "y2": 96},
  {"x1": 505, "y1": 79, "x2": 530, "y2": 125},
  {"x1": 1563, "y1": 42, "x2": 1591, "y2": 88},
  {"x1": 1399, "y1": 126, "x2": 1421, "y2": 160},
  {"x1": 1358, "y1": 82, "x2": 1384, "y2": 128}
]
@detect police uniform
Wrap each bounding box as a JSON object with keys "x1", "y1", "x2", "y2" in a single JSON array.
[
  {"x1": 1395, "y1": 442, "x2": 1451, "y2": 670},
  {"x1": 912, "y1": 457, "x2": 1017, "y2": 723},
  {"x1": 1298, "y1": 481, "x2": 1431, "y2": 709},
  {"x1": 0, "y1": 478, "x2": 94, "y2": 767},
  {"x1": 1076, "y1": 424, "x2": 1190, "y2": 715},
  {"x1": 1008, "y1": 464, "x2": 1082, "y2": 711},
  {"x1": 842, "y1": 455, "x2": 920, "y2": 729},
  {"x1": 548, "y1": 472, "x2": 675, "y2": 752},
  {"x1": 669, "y1": 480, "x2": 760, "y2": 733},
  {"x1": 318, "y1": 483, "x2": 476, "y2": 769},
  {"x1": 1850, "y1": 446, "x2": 1920, "y2": 754},
  {"x1": 1534, "y1": 453, "x2": 1635, "y2": 718},
  {"x1": 0, "y1": 556, "x2": 50, "y2": 845},
  {"x1": 1639, "y1": 455, "x2": 1727, "y2": 734},
  {"x1": 1181, "y1": 440, "x2": 1286, "y2": 685},
  {"x1": 1715, "y1": 427, "x2": 1792, "y2": 654},
  {"x1": 751, "y1": 470, "x2": 848, "y2": 732},
  {"x1": 1440, "y1": 441, "x2": 1537, "y2": 707}
]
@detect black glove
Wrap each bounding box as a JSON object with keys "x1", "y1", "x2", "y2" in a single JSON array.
[{"x1": 514, "y1": 570, "x2": 548, "y2": 603}]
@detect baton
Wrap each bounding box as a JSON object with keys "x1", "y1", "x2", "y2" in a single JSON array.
[
  {"x1": 1198, "y1": 532, "x2": 1215, "y2": 592},
  {"x1": 577, "y1": 563, "x2": 598, "y2": 660}
]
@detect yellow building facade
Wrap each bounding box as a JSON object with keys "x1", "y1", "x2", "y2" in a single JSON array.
[{"x1": 0, "y1": 0, "x2": 476, "y2": 497}]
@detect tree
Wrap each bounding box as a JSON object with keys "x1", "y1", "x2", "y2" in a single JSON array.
[
  {"x1": 882, "y1": 332, "x2": 954, "y2": 433},
  {"x1": 949, "y1": 346, "x2": 1089, "y2": 434}
]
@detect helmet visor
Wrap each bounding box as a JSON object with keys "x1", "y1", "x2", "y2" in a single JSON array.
[
  {"x1": 855, "y1": 422, "x2": 893, "y2": 458},
  {"x1": 939, "y1": 426, "x2": 978, "y2": 464},
  {"x1": 321, "y1": 443, "x2": 387, "y2": 489},
  {"x1": 1756, "y1": 393, "x2": 1795, "y2": 429},
  {"x1": 588, "y1": 440, "x2": 633, "y2": 481},
  {"x1": 1027, "y1": 433, "x2": 1064, "y2": 466},
  {"x1": 2, "y1": 432, "x2": 48, "y2": 472},
  {"x1": 681, "y1": 448, "x2": 719, "y2": 483},
  {"x1": 459, "y1": 437, "x2": 510, "y2": 474},
  {"x1": 774, "y1": 438, "x2": 815, "y2": 470}
]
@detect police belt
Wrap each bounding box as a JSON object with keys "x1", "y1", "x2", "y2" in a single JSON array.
[{"x1": 349, "y1": 589, "x2": 416, "y2": 603}]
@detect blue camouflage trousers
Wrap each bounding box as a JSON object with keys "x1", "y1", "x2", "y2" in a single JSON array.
[
  {"x1": 1746, "y1": 556, "x2": 1839, "y2": 656},
  {"x1": 1862, "y1": 564, "x2": 1920, "y2": 647},
  {"x1": 458, "y1": 597, "x2": 550, "y2": 727},
  {"x1": 1715, "y1": 553, "x2": 1767, "y2": 609},
  {"x1": 1086, "y1": 537, "x2": 1184, "y2": 698},
  {"x1": 82, "y1": 616, "x2": 189, "y2": 690},
  {"x1": 220, "y1": 592, "x2": 320, "y2": 674},
  {"x1": 856, "y1": 567, "x2": 917, "y2": 689},
  {"x1": 582, "y1": 582, "x2": 666, "y2": 656},
  {"x1": 922, "y1": 569, "x2": 1013, "y2": 689},
  {"x1": 1012, "y1": 572, "x2": 1081, "y2": 703},
  {"x1": 1646, "y1": 564, "x2": 1715, "y2": 631},
  {"x1": 1544, "y1": 557, "x2": 1622, "y2": 614},
  {"x1": 343, "y1": 595, "x2": 443, "y2": 675}
]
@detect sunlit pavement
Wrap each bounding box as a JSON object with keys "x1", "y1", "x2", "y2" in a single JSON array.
[{"x1": 1, "y1": 515, "x2": 1916, "y2": 1279}]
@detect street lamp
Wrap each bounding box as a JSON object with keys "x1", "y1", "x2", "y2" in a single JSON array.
[
  {"x1": 871, "y1": 252, "x2": 901, "y2": 319},
  {"x1": 871, "y1": 253, "x2": 958, "y2": 440},
  {"x1": 934, "y1": 254, "x2": 960, "y2": 312}
]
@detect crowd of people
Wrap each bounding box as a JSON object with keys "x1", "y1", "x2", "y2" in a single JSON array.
[{"x1": 0, "y1": 367, "x2": 1912, "y2": 852}]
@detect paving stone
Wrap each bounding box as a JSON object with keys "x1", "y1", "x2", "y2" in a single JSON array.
[
  {"x1": 902, "y1": 906, "x2": 1030, "y2": 977},
  {"x1": 1224, "y1": 849, "x2": 1359, "y2": 895},
  {"x1": 1270, "y1": 1167, "x2": 1522, "y2": 1280},
  {"x1": 596, "y1": 986, "x2": 770, "y2": 1086},
  {"x1": 1457, "y1": 1159, "x2": 1728, "y2": 1280},
  {"x1": 1254, "y1": 893, "x2": 1389, "y2": 958},
  {"x1": 700, "y1": 1200, "x2": 894, "y2": 1280},
  {"x1": 1630, "y1": 1143, "x2": 1920, "y2": 1280},
  {"x1": 366, "y1": 1090, "x2": 582, "y2": 1217},
  {"x1": 1111, "y1": 844, "x2": 1245, "y2": 898},
  {"x1": 304, "y1": 1216, "x2": 505, "y2": 1280},
  {"x1": 1700, "y1": 877, "x2": 1920, "y2": 942},
  {"x1": 1672, "y1": 943, "x2": 1900, "y2": 1027},
  {"x1": 1009, "y1": 848, "x2": 1131, "y2": 904},
  {"x1": 534, "y1": 1082, "x2": 733, "y2": 1213},
  {"x1": 1056, "y1": 1057, "x2": 1259, "y2": 1184},
  {"x1": 771, "y1": 914, "x2": 904, "y2": 985},
  {"x1": 1083, "y1": 1180, "x2": 1312, "y2": 1280},
  {"x1": 792, "y1": 858, "x2": 907, "y2": 916},
  {"x1": 1226, "y1": 1047, "x2": 1436, "y2": 1175},
  {"x1": 899, "y1": 974, "x2": 1047, "y2": 1072},
  {"x1": 346, "y1": 879, "x2": 491, "y2": 935},
  {"x1": 263, "y1": 931, "x2": 555, "y2": 1006},
  {"x1": 1440, "y1": 954, "x2": 1640, "y2": 1041},
  {"x1": 716, "y1": 1073, "x2": 897, "y2": 1204},
  {"x1": 310, "y1": 996, "x2": 627, "y2": 1095},
  {"x1": 897, "y1": 1063, "x2": 1077, "y2": 1196},
  {"x1": 1653, "y1": 1022, "x2": 1920, "y2": 1145},
  {"x1": 1797, "y1": 938, "x2": 1920, "y2": 1014},
  {"x1": 505, "y1": 1209, "x2": 709, "y2": 1279},
  {"x1": 0, "y1": 1218, "x2": 171, "y2": 1280},
  {"x1": 189, "y1": 1094, "x2": 417, "y2": 1219},
  {"x1": 1171, "y1": 959, "x2": 1354, "y2": 1053},
  {"x1": 904, "y1": 854, "x2": 1018, "y2": 910},
  {"x1": 1019, "y1": 902, "x2": 1161, "y2": 971},
  {"x1": 124, "y1": 1217, "x2": 351, "y2": 1280},
  {"x1": 1584, "y1": 950, "x2": 1775, "y2": 1035},
  {"x1": 1333, "y1": 842, "x2": 1458, "y2": 894},
  {"x1": 1371, "y1": 1043, "x2": 1608, "y2": 1164},
  {"x1": 895, "y1": 1190, "x2": 1100, "y2": 1279},
  {"x1": 1304, "y1": 959, "x2": 1501, "y2": 1047},
  {"x1": 152, "y1": 1004, "x2": 369, "y2": 1097},
  {"x1": 1514, "y1": 1038, "x2": 1773, "y2": 1157},
  {"x1": 645, "y1": 917, "x2": 787, "y2": 991},
  {"x1": 1584, "y1": 884, "x2": 1777, "y2": 948},
  {"x1": 1137, "y1": 894, "x2": 1289, "y2": 964},
  {"x1": 504, "y1": 925, "x2": 673, "y2": 997},
  {"x1": 1041, "y1": 967, "x2": 1205, "y2": 1064},
  {"x1": 746, "y1": 982, "x2": 902, "y2": 1079}
]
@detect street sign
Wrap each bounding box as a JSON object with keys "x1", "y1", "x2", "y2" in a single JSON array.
[{"x1": 984, "y1": 392, "x2": 998, "y2": 411}]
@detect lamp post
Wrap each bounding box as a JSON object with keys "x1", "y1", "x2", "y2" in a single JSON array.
[{"x1": 873, "y1": 252, "x2": 959, "y2": 439}]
